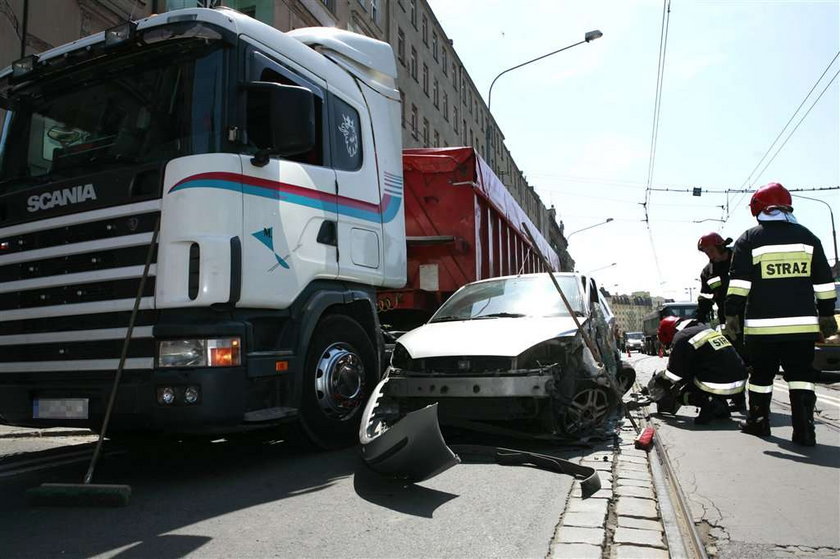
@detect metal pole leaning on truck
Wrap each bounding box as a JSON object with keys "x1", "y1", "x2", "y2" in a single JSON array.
[{"x1": 521, "y1": 222, "x2": 603, "y2": 364}]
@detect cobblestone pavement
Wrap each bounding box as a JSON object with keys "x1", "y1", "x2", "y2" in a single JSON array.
[{"x1": 550, "y1": 420, "x2": 672, "y2": 559}]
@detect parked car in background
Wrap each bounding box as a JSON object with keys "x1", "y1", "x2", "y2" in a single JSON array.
[
  {"x1": 368, "y1": 272, "x2": 635, "y2": 439},
  {"x1": 625, "y1": 332, "x2": 644, "y2": 352},
  {"x1": 814, "y1": 282, "x2": 840, "y2": 373}
]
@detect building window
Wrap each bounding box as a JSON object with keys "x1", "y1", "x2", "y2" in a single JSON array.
[
  {"x1": 452, "y1": 63, "x2": 457, "y2": 89},
  {"x1": 397, "y1": 28, "x2": 405, "y2": 65},
  {"x1": 400, "y1": 89, "x2": 405, "y2": 128},
  {"x1": 454, "y1": 106, "x2": 459, "y2": 132},
  {"x1": 462, "y1": 119, "x2": 467, "y2": 145},
  {"x1": 409, "y1": 0, "x2": 417, "y2": 28},
  {"x1": 411, "y1": 104, "x2": 418, "y2": 137},
  {"x1": 480, "y1": 111, "x2": 484, "y2": 132},
  {"x1": 321, "y1": 0, "x2": 336, "y2": 13},
  {"x1": 357, "y1": 0, "x2": 366, "y2": 10},
  {"x1": 469, "y1": 128, "x2": 473, "y2": 148},
  {"x1": 423, "y1": 118, "x2": 429, "y2": 145},
  {"x1": 371, "y1": 0, "x2": 378, "y2": 22},
  {"x1": 422, "y1": 63, "x2": 429, "y2": 95},
  {"x1": 433, "y1": 130, "x2": 440, "y2": 147},
  {"x1": 442, "y1": 49, "x2": 448, "y2": 74},
  {"x1": 432, "y1": 78, "x2": 439, "y2": 108},
  {"x1": 468, "y1": 91, "x2": 472, "y2": 114},
  {"x1": 410, "y1": 47, "x2": 417, "y2": 81},
  {"x1": 461, "y1": 76, "x2": 466, "y2": 103},
  {"x1": 432, "y1": 32, "x2": 438, "y2": 61},
  {"x1": 443, "y1": 93, "x2": 449, "y2": 121},
  {"x1": 422, "y1": 14, "x2": 428, "y2": 45}
]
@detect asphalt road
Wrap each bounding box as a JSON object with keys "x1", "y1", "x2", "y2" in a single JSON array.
[
  {"x1": 0, "y1": 428, "x2": 581, "y2": 558},
  {"x1": 630, "y1": 353, "x2": 840, "y2": 559}
]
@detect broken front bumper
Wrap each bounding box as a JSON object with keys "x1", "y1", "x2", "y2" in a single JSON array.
[
  {"x1": 359, "y1": 377, "x2": 460, "y2": 482},
  {"x1": 384, "y1": 374, "x2": 552, "y2": 398}
]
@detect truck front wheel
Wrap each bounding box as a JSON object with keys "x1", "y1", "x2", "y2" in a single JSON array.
[{"x1": 298, "y1": 314, "x2": 376, "y2": 449}]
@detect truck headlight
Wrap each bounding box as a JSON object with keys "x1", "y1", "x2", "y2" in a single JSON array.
[{"x1": 158, "y1": 337, "x2": 241, "y2": 368}]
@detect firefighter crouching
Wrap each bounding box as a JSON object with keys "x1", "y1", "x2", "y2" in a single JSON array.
[
  {"x1": 725, "y1": 182, "x2": 838, "y2": 446},
  {"x1": 650, "y1": 316, "x2": 747, "y2": 424}
]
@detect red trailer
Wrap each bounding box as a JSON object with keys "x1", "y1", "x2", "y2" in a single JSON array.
[{"x1": 377, "y1": 147, "x2": 561, "y2": 335}]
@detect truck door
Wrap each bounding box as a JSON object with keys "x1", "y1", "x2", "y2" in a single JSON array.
[
  {"x1": 239, "y1": 49, "x2": 338, "y2": 309},
  {"x1": 327, "y1": 86, "x2": 384, "y2": 285}
]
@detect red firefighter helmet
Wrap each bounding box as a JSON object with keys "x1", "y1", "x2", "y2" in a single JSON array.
[
  {"x1": 749, "y1": 182, "x2": 793, "y2": 216},
  {"x1": 658, "y1": 316, "x2": 682, "y2": 346},
  {"x1": 697, "y1": 232, "x2": 732, "y2": 251}
]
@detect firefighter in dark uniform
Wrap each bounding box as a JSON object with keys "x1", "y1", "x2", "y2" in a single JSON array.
[
  {"x1": 653, "y1": 316, "x2": 747, "y2": 424},
  {"x1": 697, "y1": 232, "x2": 734, "y2": 325},
  {"x1": 725, "y1": 182, "x2": 838, "y2": 446},
  {"x1": 696, "y1": 232, "x2": 747, "y2": 411}
]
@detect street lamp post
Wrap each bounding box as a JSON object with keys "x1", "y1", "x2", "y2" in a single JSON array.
[
  {"x1": 792, "y1": 194, "x2": 838, "y2": 267},
  {"x1": 484, "y1": 30, "x2": 603, "y2": 169},
  {"x1": 566, "y1": 217, "x2": 614, "y2": 239}
]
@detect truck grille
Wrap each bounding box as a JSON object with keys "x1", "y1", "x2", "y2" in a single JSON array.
[{"x1": 0, "y1": 201, "x2": 160, "y2": 376}]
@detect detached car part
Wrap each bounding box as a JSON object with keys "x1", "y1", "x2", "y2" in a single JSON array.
[
  {"x1": 359, "y1": 377, "x2": 459, "y2": 482},
  {"x1": 359, "y1": 379, "x2": 602, "y2": 495}
]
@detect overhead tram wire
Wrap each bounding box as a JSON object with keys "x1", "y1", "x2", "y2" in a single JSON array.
[
  {"x1": 752, "y1": 67, "x2": 840, "y2": 183},
  {"x1": 742, "y1": 51, "x2": 839, "y2": 189},
  {"x1": 643, "y1": 0, "x2": 672, "y2": 287},
  {"x1": 644, "y1": 0, "x2": 672, "y2": 222},
  {"x1": 725, "y1": 50, "x2": 840, "y2": 223}
]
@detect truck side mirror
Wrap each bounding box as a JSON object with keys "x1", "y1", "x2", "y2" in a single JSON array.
[{"x1": 244, "y1": 82, "x2": 316, "y2": 162}]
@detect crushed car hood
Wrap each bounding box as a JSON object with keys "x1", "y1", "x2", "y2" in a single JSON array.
[{"x1": 398, "y1": 316, "x2": 582, "y2": 358}]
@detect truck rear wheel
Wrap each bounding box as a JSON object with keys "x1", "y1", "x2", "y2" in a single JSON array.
[{"x1": 298, "y1": 314, "x2": 376, "y2": 449}]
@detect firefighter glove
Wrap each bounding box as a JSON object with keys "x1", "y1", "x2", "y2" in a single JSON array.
[
  {"x1": 724, "y1": 316, "x2": 741, "y2": 340},
  {"x1": 819, "y1": 316, "x2": 838, "y2": 338}
]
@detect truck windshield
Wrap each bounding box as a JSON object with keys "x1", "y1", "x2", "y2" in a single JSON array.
[
  {"x1": 430, "y1": 275, "x2": 584, "y2": 322},
  {"x1": 0, "y1": 36, "x2": 226, "y2": 192}
]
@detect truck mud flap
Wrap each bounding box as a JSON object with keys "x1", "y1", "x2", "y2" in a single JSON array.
[{"x1": 359, "y1": 378, "x2": 459, "y2": 482}]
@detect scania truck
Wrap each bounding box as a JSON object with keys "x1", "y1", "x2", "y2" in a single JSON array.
[{"x1": 0, "y1": 7, "x2": 407, "y2": 447}]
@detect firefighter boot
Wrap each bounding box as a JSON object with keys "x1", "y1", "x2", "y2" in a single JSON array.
[
  {"x1": 739, "y1": 391, "x2": 771, "y2": 438},
  {"x1": 695, "y1": 395, "x2": 730, "y2": 425},
  {"x1": 790, "y1": 390, "x2": 816, "y2": 447},
  {"x1": 729, "y1": 390, "x2": 746, "y2": 413}
]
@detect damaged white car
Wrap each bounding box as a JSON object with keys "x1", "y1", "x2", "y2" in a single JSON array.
[{"x1": 365, "y1": 272, "x2": 634, "y2": 449}]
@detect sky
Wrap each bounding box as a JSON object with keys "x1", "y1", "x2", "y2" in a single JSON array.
[{"x1": 426, "y1": 0, "x2": 839, "y2": 301}]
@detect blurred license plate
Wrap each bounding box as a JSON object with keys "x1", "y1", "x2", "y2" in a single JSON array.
[{"x1": 33, "y1": 398, "x2": 89, "y2": 419}]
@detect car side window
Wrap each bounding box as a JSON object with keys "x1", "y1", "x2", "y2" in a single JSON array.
[{"x1": 329, "y1": 94, "x2": 362, "y2": 171}]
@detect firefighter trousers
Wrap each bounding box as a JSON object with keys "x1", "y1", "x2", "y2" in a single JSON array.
[{"x1": 745, "y1": 339, "x2": 816, "y2": 394}]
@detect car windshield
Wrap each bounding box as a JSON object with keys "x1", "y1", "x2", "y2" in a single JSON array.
[{"x1": 430, "y1": 275, "x2": 583, "y2": 323}]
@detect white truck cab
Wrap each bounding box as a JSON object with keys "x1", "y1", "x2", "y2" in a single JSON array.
[{"x1": 0, "y1": 7, "x2": 405, "y2": 447}]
